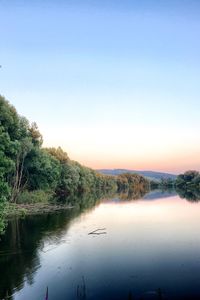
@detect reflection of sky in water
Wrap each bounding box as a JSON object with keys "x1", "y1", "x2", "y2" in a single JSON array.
[{"x1": 11, "y1": 195, "x2": 200, "y2": 299}]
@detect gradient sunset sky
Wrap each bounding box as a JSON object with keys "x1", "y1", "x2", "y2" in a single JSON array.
[{"x1": 1, "y1": 0, "x2": 200, "y2": 173}]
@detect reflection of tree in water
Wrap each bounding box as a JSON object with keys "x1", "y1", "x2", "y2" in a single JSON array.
[
  {"x1": 176, "y1": 187, "x2": 200, "y2": 203},
  {"x1": 0, "y1": 193, "x2": 102, "y2": 300},
  {"x1": 118, "y1": 187, "x2": 149, "y2": 201},
  {"x1": 4, "y1": 186, "x2": 200, "y2": 299},
  {"x1": 119, "y1": 185, "x2": 200, "y2": 203}
]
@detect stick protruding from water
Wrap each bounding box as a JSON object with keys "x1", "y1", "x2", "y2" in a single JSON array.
[{"x1": 45, "y1": 286, "x2": 48, "y2": 300}]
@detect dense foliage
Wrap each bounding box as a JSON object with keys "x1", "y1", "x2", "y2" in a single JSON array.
[
  {"x1": 0, "y1": 96, "x2": 122, "y2": 233},
  {"x1": 1, "y1": 95, "x2": 200, "y2": 214},
  {"x1": 0, "y1": 96, "x2": 119, "y2": 207},
  {"x1": 117, "y1": 173, "x2": 150, "y2": 196},
  {"x1": 175, "y1": 170, "x2": 200, "y2": 202}
]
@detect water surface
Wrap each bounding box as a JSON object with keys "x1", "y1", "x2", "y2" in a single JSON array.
[{"x1": 1, "y1": 191, "x2": 200, "y2": 300}]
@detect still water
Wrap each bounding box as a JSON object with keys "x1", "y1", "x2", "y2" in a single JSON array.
[{"x1": 1, "y1": 191, "x2": 200, "y2": 300}]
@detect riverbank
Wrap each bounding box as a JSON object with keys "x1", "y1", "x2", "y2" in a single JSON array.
[{"x1": 4, "y1": 203, "x2": 74, "y2": 218}]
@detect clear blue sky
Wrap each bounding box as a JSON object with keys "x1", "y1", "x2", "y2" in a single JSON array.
[{"x1": 0, "y1": 0, "x2": 200, "y2": 173}]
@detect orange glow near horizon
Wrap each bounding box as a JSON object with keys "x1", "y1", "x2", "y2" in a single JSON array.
[
  {"x1": 69, "y1": 153, "x2": 200, "y2": 174},
  {"x1": 42, "y1": 123, "x2": 200, "y2": 174},
  {"x1": 43, "y1": 140, "x2": 200, "y2": 174}
]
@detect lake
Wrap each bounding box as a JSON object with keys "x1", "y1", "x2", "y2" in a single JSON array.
[{"x1": 1, "y1": 191, "x2": 200, "y2": 300}]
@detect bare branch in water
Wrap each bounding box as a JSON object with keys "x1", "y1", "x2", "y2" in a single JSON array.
[{"x1": 88, "y1": 228, "x2": 107, "y2": 235}]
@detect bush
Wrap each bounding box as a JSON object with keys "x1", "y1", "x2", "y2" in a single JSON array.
[{"x1": 17, "y1": 190, "x2": 52, "y2": 204}]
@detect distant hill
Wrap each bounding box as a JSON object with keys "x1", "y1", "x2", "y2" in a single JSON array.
[{"x1": 96, "y1": 169, "x2": 177, "y2": 181}]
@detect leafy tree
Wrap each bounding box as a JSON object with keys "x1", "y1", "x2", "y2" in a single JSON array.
[
  {"x1": 55, "y1": 161, "x2": 80, "y2": 199},
  {"x1": 117, "y1": 173, "x2": 149, "y2": 193},
  {"x1": 10, "y1": 137, "x2": 33, "y2": 202},
  {"x1": 0, "y1": 95, "x2": 21, "y2": 140},
  {"x1": 29, "y1": 122, "x2": 43, "y2": 146},
  {"x1": 24, "y1": 148, "x2": 60, "y2": 191},
  {"x1": 175, "y1": 170, "x2": 200, "y2": 202},
  {"x1": 44, "y1": 147, "x2": 69, "y2": 163}
]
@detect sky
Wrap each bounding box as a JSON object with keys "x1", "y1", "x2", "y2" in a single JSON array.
[{"x1": 0, "y1": 0, "x2": 200, "y2": 174}]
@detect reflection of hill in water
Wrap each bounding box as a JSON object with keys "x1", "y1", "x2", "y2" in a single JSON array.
[
  {"x1": 142, "y1": 189, "x2": 200, "y2": 203},
  {"x1": 143, "y1": 189, "x2": 177, "y2": 200},
  {"x1": 0, "y1": 194, "x2": 102, "y2": 300},
  {"x1": 107, "y1": 188, "x2": 200, "y2": 203},
  {"x1": 108, "y1": 189, "x2": 177, "y2": 203},
  {"x1": 118, "y1": 188, "x2": 200, "y2": 203}
]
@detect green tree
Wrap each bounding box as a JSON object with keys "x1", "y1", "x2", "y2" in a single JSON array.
[{"x1": 24, "y1": 148, "x2": 60, "y2": 191}]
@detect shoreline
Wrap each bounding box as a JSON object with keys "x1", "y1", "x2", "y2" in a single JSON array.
[{"x1": 5, "y1": 203, "x2": 74, "y2": 218}]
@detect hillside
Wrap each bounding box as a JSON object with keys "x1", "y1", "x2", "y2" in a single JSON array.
[{"x1": 97, "y1": 169, "x2": 177, "y2": 181}]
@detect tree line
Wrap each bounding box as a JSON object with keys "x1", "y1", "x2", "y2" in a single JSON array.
[
  {"x1": 2, "y1": 95, "x2": 200, "y2": 234},
  {"x1": 0, "y1": 96, "x2": 150, "y2": 213},
  {"x1": 150, "y1": 170, "x2": 200, "y2": 202},
  {"x1": 0, "y1": 96, "x2": 118, "y2": 204}
]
